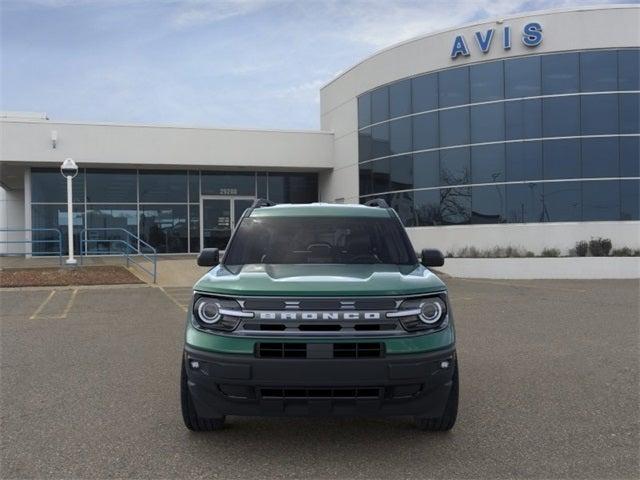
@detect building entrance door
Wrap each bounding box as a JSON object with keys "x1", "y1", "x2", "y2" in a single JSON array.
[{"x1": 200, "y1": 196, "x2": 254, "y2": 251}]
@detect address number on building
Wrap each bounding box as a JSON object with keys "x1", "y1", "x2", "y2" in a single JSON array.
[{"x1": 219, "y1": 188, "x2": 238, "y2": 195}]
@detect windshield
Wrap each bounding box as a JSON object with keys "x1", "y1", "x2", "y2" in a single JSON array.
[{"x1": 224, "y1": 216, "x2": 417, "y2": 266}]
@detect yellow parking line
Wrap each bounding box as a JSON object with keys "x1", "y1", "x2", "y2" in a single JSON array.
[
  {"x1": 29, "y1": 290, "x2": 56, "y2": 320},
  {"x1": 58, "y1": 289, "x2": 78, "y2": 318},
  {"x1": 158, "y1": 286, "x2": 188, "y2": 313}
]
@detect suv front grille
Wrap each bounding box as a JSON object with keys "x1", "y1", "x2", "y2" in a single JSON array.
[
  {"x1": 260, "y1": 387, "x2": 382, "y2": 399},
  {"x1": 256, "y1": 342, "x2": 384, "y2": 359}
]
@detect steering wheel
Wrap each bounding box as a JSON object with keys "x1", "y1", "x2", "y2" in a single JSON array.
[
  {"x1": 307, "y1": 242, "x2": 332, "y2": 251},
  {"x1": 349, "y1": 254, "x2": 380, "y2": 263}
]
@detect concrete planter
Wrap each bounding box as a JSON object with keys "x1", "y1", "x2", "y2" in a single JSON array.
[{"x1": 436, "y1": 257, "x2": 640, "y2": 279}]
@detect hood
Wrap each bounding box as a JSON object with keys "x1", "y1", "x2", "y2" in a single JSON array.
[{"x1": 194, "y1": 264, "x2": 446, "y2": 296}]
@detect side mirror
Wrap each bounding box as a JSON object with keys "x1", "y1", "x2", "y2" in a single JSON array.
[
  {"x1": 197, "y1": 248, "x2": 220, "y2": 267},
  {"x1": 421, "y1": 248, "x2": 444, "y2": 267}
]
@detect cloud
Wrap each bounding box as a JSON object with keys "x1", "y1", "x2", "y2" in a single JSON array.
[{"x1": 169, "y1": 0, "x2": 280, "y2": 29}]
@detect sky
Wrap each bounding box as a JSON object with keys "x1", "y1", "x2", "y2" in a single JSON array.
[{"x1": 0, "y1": 0, "x2": 629, "y2": 130}]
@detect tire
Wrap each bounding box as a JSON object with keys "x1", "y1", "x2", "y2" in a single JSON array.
[
  {"x1": 414, "y1": 362, "x2": 459, "y2": 431},
  {"x1": 181, "y1": 360, "x2": 226, "y2": 431}
]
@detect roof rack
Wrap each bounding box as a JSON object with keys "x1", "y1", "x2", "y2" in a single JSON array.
[
  {"x1": 364, "y1": 198, "x2": 390, "y2": 208},
  {"x1": 250, "y1": 198, "x2": 277, "y2": 209}
]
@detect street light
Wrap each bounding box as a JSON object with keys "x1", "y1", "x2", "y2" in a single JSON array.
[{"x1": 60, "y1": 158, "x2": 78, "y2": 265}]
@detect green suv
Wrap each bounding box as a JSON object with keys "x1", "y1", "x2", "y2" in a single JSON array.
[{"x1": 181, "y1": 199, "x2": 458, "y2": 431}]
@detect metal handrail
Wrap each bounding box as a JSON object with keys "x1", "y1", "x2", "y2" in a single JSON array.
[
  {"x1": 0, "y1": 228, "x2": 63, "y2": 265},
  {"x1": 79, "y1": 228, "x2": 157, "y2": 283}
]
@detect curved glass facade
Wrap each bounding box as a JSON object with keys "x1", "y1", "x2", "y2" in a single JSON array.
[{"x1": 357, "y1": 49, "x2": 640, "y2": 226}]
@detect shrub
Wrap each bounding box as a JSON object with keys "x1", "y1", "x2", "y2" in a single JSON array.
[
  {"x1": 540, "y1": 248, "x2": 561, "y2": 257},
  {"x1": 589, "y1": 237, "x2": 612, "y2": 257},
  {"x1": 575, "y1": 241, "x2": 589, "y2": 257},
  {"x1": 611, "y1": 247, "x2": 640, "y2": 257}
]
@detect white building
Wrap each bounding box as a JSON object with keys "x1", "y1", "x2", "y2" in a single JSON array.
[{"x1": 1, "y1": 5, "x2": 638, "y2": 257}]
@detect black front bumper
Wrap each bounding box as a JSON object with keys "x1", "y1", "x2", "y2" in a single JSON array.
[{"x1": 184, "y1": 344, "x2": 456, "y2": 418}]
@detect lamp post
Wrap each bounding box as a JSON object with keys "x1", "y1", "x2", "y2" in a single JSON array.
[{"x1": 60, "y1": 158, "x2": 78, "y2": 265}]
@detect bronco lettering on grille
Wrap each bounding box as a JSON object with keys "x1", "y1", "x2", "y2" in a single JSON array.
[{"x1": 256, "y1": 311, "x2": 382, "y2": 321}]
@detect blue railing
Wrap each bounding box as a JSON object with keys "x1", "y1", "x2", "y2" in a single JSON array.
[
  {"x1": 79, "y1": 228, "x2": 157, "y2": 283},
  {"x1": 0, "y1": 228, "x2": 63, "y2": 265}
]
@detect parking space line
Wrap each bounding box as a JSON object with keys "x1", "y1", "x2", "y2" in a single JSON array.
[
  {"x1": 29, "y1": 289, "x2": 79, "y2": 320},
  {"x1": 29, "y1": 290, "x2": 56, "y2": 320},
  {"x1": 158, "y1": 286, "x2": 189, "y2": 313},
  {"x1": 58, "y1": 289, "x2": 78, "y2": 318}
]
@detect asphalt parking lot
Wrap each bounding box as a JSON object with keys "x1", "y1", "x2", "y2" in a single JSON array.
[{"x1": 1, "y1": 278, "x2": 638, "y2": 479}]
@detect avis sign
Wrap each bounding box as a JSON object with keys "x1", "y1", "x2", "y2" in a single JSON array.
[{"x1": 450, "y1": 22, "x2": 543, "y2": 59}]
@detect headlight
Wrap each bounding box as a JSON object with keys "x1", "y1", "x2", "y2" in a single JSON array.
[
  {"x1": 195, "y1": 298, "x2": 221, "y2": 324},
  {"x1": 390, "y1": 294, "x2": 448, "y2": 331},
  {"x1": 419, "y1": 297, "x2": 445, "y2": 325},
  {"x1": 192, "y1": 295, "x2": 252, "y2": 331}
]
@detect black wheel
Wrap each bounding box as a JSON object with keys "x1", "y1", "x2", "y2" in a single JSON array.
[
  {"x1": 414, "y1": 362, "x2": 459, "y2": 431},
  {"x1": 181, "y1": 360, "x2": 226, "y2": 431}
]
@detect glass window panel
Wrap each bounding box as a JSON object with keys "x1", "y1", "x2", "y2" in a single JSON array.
[
  {"x1": 412, "y1": 73, "x2": 438, "y2": 113},
  {"x1": 471, "y1": 185, "x2": 506, "y2": 224},
  {"x1": 620, "y1": 137, "x2": 640, "y2": 177},
  {"x1": 541, "y1": 53, "x2": 579, "y2": 94},
  {"x1": 619, "y1": 49, "x2": 640, "y2": 91},
  {"x1": 581, "y1": 94, "x2": 619, "y2": 135},
  {"x1": 505, "y1": 99, "x2": 542, "y2": 140},
  {"x1": 389, "y1": 191, "x2": 415, "y2": 226},
  {"x1": 371, "y1": 123, "x2": 390, "y2": 158},
  {"x1": 371, "y1": 86, "x2": 389, "y2": 123},
  {"x1": 412, "y1": 112, "x2": 438, "y2": 151},
  {"x1": 372, "y1": 158, "x2": 390, "y2": 194},
  {"x1": 542, "y1": 181, "x2": 581, "y2": 222},
  {"x1": 85, "y1": 205, "x2": 137, "y2": 254},
  {"x1": 582, "y1": 137, "x2": 619, "y2": 178},
  {"x1": 470, "y1": 61, "x2": 504, "y2": 102},
  {"x1": 358, "y1": 128, "x2": 373, "y2": 162},
  {"x1": 440, "y1": 187, "x2": 471, "y2": 225},
  {"x1": 139, "y1": 205, "x2": 188, "y2": 253},
  {"x1": 621, "y1": 179, "x2": 640, "y2": 220},
  {"x1": 542, "y1": 96, "x2": 580, "y2": 137},
  {"x1": 581, "y1": 51, "x2": 618, "y2": 92},
  {"x1": 359, "y1": 164, "x2": 373, "y2": 196},
  {"x1": 439, "y1": 67, "x2": 469, "y2": 107},
  {"x1": 440, "y1": 147, "x2": 470, "y2": 186},
  {"x1": 201, "y1": 171, "x2": 255, "y2": 196},
  {"x1": 582, "y1": 181, "x2": 620, "y2": 221},
  {"x1": 189, "y1": 171, "x2": 200, "y2": 202},
  {"x1": 31, "y1": 204, "x2": 84, "y2": 255},
  {"x1": 389, "y1": 79, "x2": 411, "y2": 118},
  {"x1": 139, "y1": 170, "x2": 187, "y2": 203},
  {"x1": 189, "y1": 204, "x2": 200, "y2": 253},
  {"x1": 620, "y1": 93, "x2": 639, "y2": 134},
  {"x1": 31, "y1": 168, "x2": 85, "y2": 203},
  {"x1": 86, "y1": 169, "x2": 136, "y2": 203},
  {"x1": 267, "y1": 173, "x2": 317, "y2": 203},
  {"x1": 358, "y1": 93, "x2": 371, "y2": 128},
  {"x1": 414, "y1": 189, "x2": 441, "y2": 226},
  {"x1": 471, "y1": 144, "x2": 505, "y2": 184},
  {"x1": 389, "y1": 117, "x2": 412, "y2": 155},
  {"x1": 390, "y1": 155, "x2": 413, "y2": 191},
  {"x1": 256, "y1": 172, "x2": 267, "y2": 198},
  {"x1": 413, "y1": 151, "x2": 439, "y2": 189},
  {"x1": 439, "y1": 107, "x2": 469, "y2": 147},
  {"x1": 543, "y1": 139, "x2": 580, "y2": 180},
  {"x1": 506, "y1": 183, "x2": 543, "y2": 223},
  {"x1": 506, "y1": 142, "x2": 543, "y2": 182},
  {"x1": 505, "y1": 56, "x2": 541, "y2": 98},
  {"x1": 470, "y1": 103, "x2": 505, "y2": 143}
]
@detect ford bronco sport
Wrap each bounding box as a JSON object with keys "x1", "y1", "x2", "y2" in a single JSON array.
[{"x1": 181, "y1": 199, "x2": 458, "y2": 431}]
